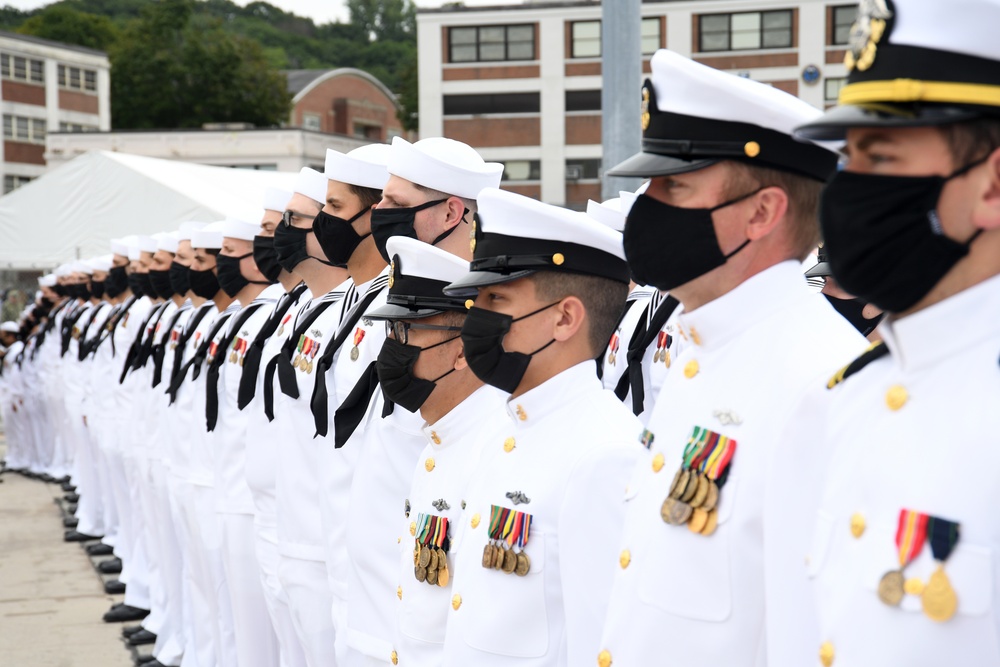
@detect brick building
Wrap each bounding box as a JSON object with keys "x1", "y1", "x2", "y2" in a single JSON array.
[
  {"x1": 417, "y1": 0, "x2": 857, "y2": 208},
  {"x1": 0, "y1": 31, "x2": 111, "y2": 194}
]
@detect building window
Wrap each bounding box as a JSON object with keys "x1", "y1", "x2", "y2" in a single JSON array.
[
  {"x1": 1, "y1": 53, "x2": 44, "y2": 84},
  {"x1": 443, "y1": 92, "x2": 540, "y2": 115},
  {"x1": 3, "y1": 115, "x2": 46, "y2": 144},
  {"x1": 565, "y1": 90, "x2": 601, "y2": 112},
  {"x1": 825, "y1": 77, "x2": 846, "y2": 101},
  {"x1": 302, "y1": 113, "x2": 321, "y2": 131},
  {"x1": 500, "y1": 160, "x2": 541, "y2": 182},
  {"x1": 831, "y1": 5, "x2": 857, "y2": 45},
  {"x1": 3, "y1": 175, "x2": 33, "y2": 194},
  {"x1": 57, "y1": 64, "x2": 98, "y2": 92},
  {"x1": 565, "y1": 158, "x2": 601, "y2": 181},
  {"x1": 699, "y1": 10, "x2": 794, "y2": 52},
  {"x1": 569, "y1": 18, "x2": 662, "y2": 59},
  {"x1": 353, "y1": 123, "x2": 382, "y2": 140},
  {"x1": 642, "y1": 17, "x2": 662, "y2": 55},
  {"x1": 449, "y1": 24, "x2": 535, "y2": 63},
  {"x1": 58, "y1": 122, "x2": 98, "y2": 132}
]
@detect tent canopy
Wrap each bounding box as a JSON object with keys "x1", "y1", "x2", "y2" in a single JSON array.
[{"x1": 0, "y1": 151, "x2": 298, "y2": 270}]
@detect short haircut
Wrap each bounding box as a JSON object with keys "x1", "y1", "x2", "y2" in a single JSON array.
[
  {"x1": 414, "y1": 183, "x2": 477, "y2": 217},
  {"x1": 527, "y1": 271, "x2": 628, "y2": 355},
  {"x1": 722, "y1": 161, "x2": 823, "y2": 261},
  {"x1": 939, "y1": 117, "x2": 1000, "y2": 166},
  {"x1": 349, "y1": 184, "x2": 383, "y2": 212}
]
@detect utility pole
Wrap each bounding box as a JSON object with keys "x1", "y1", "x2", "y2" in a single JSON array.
[{"x1": 601, "y1": 0, "x2": 642, "y2": 200}]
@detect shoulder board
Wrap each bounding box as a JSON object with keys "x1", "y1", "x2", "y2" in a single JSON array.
[{"x1": 827, "y1": 341, "x2": 889, "y2": 390}]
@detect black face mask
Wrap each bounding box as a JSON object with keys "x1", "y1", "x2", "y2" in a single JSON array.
[
  {"x1": 217, "y1": 252, "x2": 270, "y2": 297},
  {"x1": 314, "y1": 208, "x2": 370, "y2": 267},
  {"x1": 169, "y1": 262, "x2": 191, "y2": 296},
  {"x1": 189, "y1": 267, "x2": 221, "y2": 299},
  {"x1": 824, "y1": 294, "x2": 884, "y2": 337},
  {"x1": 460, "y1": 302, "x2": 559, "y2": 394},
  {"x1": 370, "y1": 199, "x2": 451, "y2": 263},
  {"x1": 90, "y1": 280, "x2": 106, "y2": 300},
  {"x1": 820, "y1": 161, "x2": 985, "y2": 314},
  {"x1": 40, "y1": 297, "x2": 53, "y2": 309},
  {"x1": 376, "y1": 335, "x2": 459, "y2": 413},
  {"x1": 53, "y1": 284, "x2": 67, "y2": 298},
  {"x1": 70, "y1": 283, "x2": 91, "y2": 300},
  {"x1": 149, "y1": 269, "x2": 176, "y2": 300},
  {"x1": 273, "y1": 222, "x2": 338, "y2": 273},
  {"x1": 128, "y1": 273, "x2": 150, "y2": 298},
  {"x1": 253, "y1": 235, "x2": 283, "y2": 283},
  {"x1": 623, "y1": 191, "x2": 758, "y2": 291},
  {"x1": 105, "y1": 266, "x2": 128, "y2": 298}
]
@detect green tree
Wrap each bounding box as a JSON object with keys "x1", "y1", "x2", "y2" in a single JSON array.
[
  {"x1": 108, "y1": 0, "x2": 291, "y2": 129},
  {"x1": 16, "y1": 5, "x2": 120, "y2": 51},
  {"x1": 347, "y1": 0, "x2": 416, "y2": 43}
]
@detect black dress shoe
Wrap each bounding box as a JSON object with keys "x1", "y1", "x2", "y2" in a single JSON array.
[
  {"x1": 54, "y1": 475, "x2": 71, "y2": 484},
  {"x1": 102, "y1": 604, "x2": 148, "y2": 623},
  {"x1": 104, "y1": 579, "x2": 126, "y2": 595},
  {"x1": 66, "y1": 503, "x2": 78, "y2": 514},
  {"x1": 40, "y1": 473, "x2": 56, "y2": 483},
  {"x1": 63, "y1": 517, "x2": 79, "y2": 528},
  {"x1": 128, "y1": 629, "x2": 157, "y2": 646},
  {"x1": 87, "y1": 543, "x2": 114, "y2": 556},
  {"x1": 64, "y1": 492, "x2": 80, "y2": 503},
  {"x1": 98, "y1": 558, "x2": 122, "y2": 574},
  {"x1": 122, "y1": 624, "x2": 144, "y2": 638},
  {"x1": 61, "y1": 481, "x2": 76, "y2": 492},
  {"x1": 64, "y1": 530, "x2": 102, "y2": 543}
]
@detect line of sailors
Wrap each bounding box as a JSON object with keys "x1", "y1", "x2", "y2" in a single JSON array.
[{"x1": 2, "y1": 0, "x2": 998, "y2": 664}]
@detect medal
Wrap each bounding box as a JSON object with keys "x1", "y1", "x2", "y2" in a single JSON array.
[
  {"x1": 350, "y1": 327, "x2": 365, "y2": 362},
  {"x1": 483, "y1": 504, "x2": 532, "y2": 576},
  {"x1": 878, "y1": 509, "x2": 929, "y2": 607},
  {"x1": 515, "y1": 551, "x2": 531, "y2": 577},
  {"x1": 922, "y1": 516, "x2": 960, "y2": 622},
  {"x1": 415, "y1": 513, "x2": 451, "y2": 586},
  {"x1": 607, "y1": 333, "x2": 619, "y2": 366},
  {"x1": 660, "y1": 426, "x2": 737, "y2": 535}
]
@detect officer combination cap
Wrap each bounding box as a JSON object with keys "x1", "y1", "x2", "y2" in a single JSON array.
[
  {"x1": 325, "y1": 144, "x2": 392, "y2": 191},
  {"x1": 191, "y1": 221, "x2": 226, "y2": 250},
  {"x1": 292, "y1": 167, "x2": 328, "y2": 204},
  {"x1": 586, "y1": 197, "x2": 626, "y2": 233},
  {"x1": 387, "y1": 136, "x2": 504, "y2": 200},
  {"x1": 805, "y1": 244, "x2": 832, "y2": 278},
  {"x1": 156, "y1": 231, "x2": 181, "y2": 254},
  {"x1": 262, "y1": 187, "x2": 293, "y2": 213},
  {"x1": 220, "y1": 215, "x2": 259, "y2": 242},
  {"x1": 797, "y1": 0, "x2": 1000, "y2": 140},
  {"x1": 444, "y1": 188, "x2": 630, "y2": 296},
  {"x1": 367, "y1": 236, "x2": 471, "y2": 321},
  {"x1": 608, "y1": 49, "x2": 838, "y2": 182}
]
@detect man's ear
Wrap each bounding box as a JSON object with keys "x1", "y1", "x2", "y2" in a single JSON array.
[
  {"x1": 745, "y1": 186, "x2": 788, "y2": 242},
  {"x1": 454, "y1": 340, "x2": 469, "y2": 371},
  {"x1": 551, "y1": 296, "x2": 586, "y2": 343},
  {"x1": 972, "y1": 146, "x2": 1000, "y2": 232},
  {"x1": 443, "y1": 196, "x2": 467, "y2": 232}
]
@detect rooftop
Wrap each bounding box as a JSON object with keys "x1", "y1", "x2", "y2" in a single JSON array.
[{"x1": 0, "y1": 29, "x2": 107, "y2": 58}]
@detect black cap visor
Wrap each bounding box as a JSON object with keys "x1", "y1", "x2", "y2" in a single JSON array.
[
  {"x1": 804, "y1": 261, "x2": 831, "y2": 279},
  {"x1": 442, "y1": 269, "x2": 535, "y2": 297},
  {"x1": 607, "y1": 152, "x2": 716, "y2": 178},
  {"x1": 794, "y1": 103, "x2": 985, "y2": 141},
  {"x1": 366, "y1": 303, "x2": 446, "y2": 321}
]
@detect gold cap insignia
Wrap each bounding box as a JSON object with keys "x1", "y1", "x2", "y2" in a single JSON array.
[
  {"x1": 845, "y1": 0, "x2": 893, "y2": 72},
  {"x1": 388, "y1": 260, "x2": 395, "y2": 289},
  {"x1": 641, "y1": 86, "x2": 651, "y2": 131},
  {"x1": 744, "y1": 141, "x2": 761, "y2": 158}
]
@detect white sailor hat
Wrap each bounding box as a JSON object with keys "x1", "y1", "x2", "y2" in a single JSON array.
[
  {"x1": 797, "y1": 0, "x2": 1000, "y2": 140},
  {"x1": 110, "y1": 238, "x2": 128, "y2": 256},
  {"x1": 54, "y1": 263, "x2": 73, "y2": 278},
  {"x1": 387, "y1": 136, "x2": 504, "y2": 199},
  {"x1": 192, "y1": 221, "x2": 226, "y2": 250},
  {"x1": 0, "y1": 321, "x2": 18, "y2": 334},
  {"x1": 69, "y1": 260, "x2": 93, "y2": 275},
  {"x1": 220, "y1": 215, "x2": 258, "y2": 242},
  {"x1": 38, "y1": 274, "x2": 57, "y2": 287},
  {"x1": 178, "y1": 221, "x2": 208, "y2": 241},
  {"x1": 444, "y1": 188, "x2": 630, "y2": 296},
  {"x1": 586, "y1": 198, "x2": 625, "y2": 233},
  {"x1": 609, "y1": 49, "x2": 838, "y2": 181},
  {"x1": 87, "y1": 255, "x2": 114, "y2": 273},
  {"x1": 368, "y1": 236, "x2": 471, "y2": 320},
  {"x1": 156, "y1": 231, "x2": 180, "y2": 254},
  {"x1": 135, "y1": 235, "x2": 158, "y2": 255},
  {"x1": 293, "y1": 167, "x2": 328, "y2": 204},
  {"x1": 262, "y1": 187, "x2": 293, "y2": 213},
  {"x1": 325, "y1": 144, "x2": 392, "y2": 190}
]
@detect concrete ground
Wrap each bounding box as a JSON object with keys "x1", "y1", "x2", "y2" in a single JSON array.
[{"x1": 0, "y1": 434, "x2": 136, "y2": 667}]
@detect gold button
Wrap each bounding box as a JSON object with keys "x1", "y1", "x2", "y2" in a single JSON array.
[
  {"x1": 503, "y1": 437, "x2": 516, "y2": 453},
  {"x1": 552, "y1": 253, "x2": 565, "y2": 265},
  {"x1": 651, "y1": 453, "x2": 664, "y2": 473},
  {"x1": 684, "y1": 360, "x2": 699, "y2": 378},
  {"x1": 431, "y1": 431, "x2": 441, "y2": 445},
  {"x1": 391, "y1": 650, "x2": 398, "y2": 665},
  {"x1": 451, "y1": 594, "x2": 462, "y2": 610},
  {"x1": 904, "y1": 577, "x2": 925, "y2": 596},
  {"x1": 886, "y1": 384, "x2": 908, "y2": 411},
  {"x1": 597, "y1": 649, "x2": 612, "y2": 667},
  {"x1": 425, "y1": 458, "x2": 435, "y2": 472},
  {"x1": 409, "y1": 521, "x2": 416, "y2": 536},
  {"x1": 471, "y1": 513, "x2": 481, "y2": 528},
  {"x1": 819, "y1": 641, "x2": 834, "y2": 667},
  {"x1": 515, "y1": 404, "x2": 527, "y2": 421},
  {"x1": 619, "y1": 550, "x2": 631, "y2": 569},
  {"x1": 744, "y1": 141, "x2": 761, "y2": 158},
  {"x1": 397, "y1": 537, "x2": 401, "y2": 543},
  {"x1": 465, "y1": 299, "x2": 474, "y2": 310},
  {"x1": 850, "y1": 513, "x2": 865, "y2": 538},
  {"x1": 397, "y1": 586, "x2": 403, "y2": 600}
]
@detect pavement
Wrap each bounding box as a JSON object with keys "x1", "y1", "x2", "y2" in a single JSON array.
[{"x1": 0, "y1": 434, "x2": 136, "y2": 667}]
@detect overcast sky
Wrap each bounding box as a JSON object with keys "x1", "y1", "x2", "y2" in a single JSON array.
[{"x1": 2, "y1": 0, "x2": 522, "y2": 25}]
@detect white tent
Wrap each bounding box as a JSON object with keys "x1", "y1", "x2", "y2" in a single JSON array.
[{"x1": 0, "y1": 151, "x2": 298, "y2": 270}]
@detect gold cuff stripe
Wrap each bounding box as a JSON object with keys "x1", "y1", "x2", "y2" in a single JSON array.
[{"x1": 839, "y1": 79, "x2": 1000, "y2": 107}]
